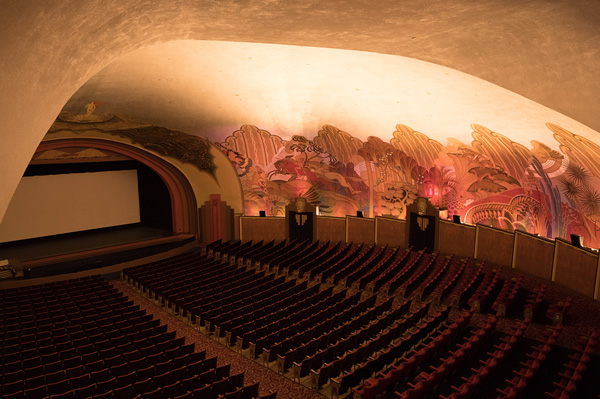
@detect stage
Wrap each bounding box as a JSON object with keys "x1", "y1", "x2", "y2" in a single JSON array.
[{"x1": 0, "y1": 225, "x2": 196, "y2": 279}]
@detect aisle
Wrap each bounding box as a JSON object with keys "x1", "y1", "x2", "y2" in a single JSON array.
[{"x1": 113, "y1": 279, "x2": 326, "y2": 399}]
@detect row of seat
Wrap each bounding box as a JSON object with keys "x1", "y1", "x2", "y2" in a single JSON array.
[
  {"x1": 450, "y1": 260, "x2": 485, "y2": 307},
  {"x1": 230, "y1": 241, "x2": 459, "y2": 315},
  {"x1": 247, "y1": 289, "x2": 354, "y2": 359},
  {"x1": 396, "y1": 252, "x2": 446, "y2": 300},
  {"x1": 410, "y1": 253, "x2": 453, "y2": 302},
  {"x1": 366, "y1": 249, "x2": 422, "y2": 295},
  {"x1": 130, "y1": 243, "x2": 580, "y2": 398},
  {"x1": 289, "y1": 296, "x2": 405, "y2": 380},
  {"x1": 355, "y1": 247, "x2": 409, "y2": 291},
  {"x1": 127, "y1": 245, "x2": 424, "y2": 397},
  {"x1": 209, "y1": 278, "x2": 305, "y2": 335},
  {"x1": 219, "y1": 281, "x2": 316, "y2": 342},
  {"x1": 491, "y1": 273, "x2": 524, "y2": 316},
  {"x1": 186, "y1": 271, "x2": 283, "y2": 325},
  {"x1": 399, "y1": 318, "x2": 498, "y2": 399},
  {"x1": 1, "y1": 275, "x2": 273, "y2": 399},
  {"x1": 339, "y1": 245, "x2": 390, "y2": 288},
  {"x1": 433, "y1": 319, "x2": 526, "y2": 399},
  {"x1": 210, "y1": 240, "x2": 573, "y2": 329},
  {"x1": 546, "y1": 295, "x2": 573, "y2": 325},
  {"x1": 258, "y1": 240, "x2": 312, "y2": 271},
  {"x1": 329, "y1": 304, "x2": 449, "y2": 397},
  {"x1": 126, "y1": 243, "x2": 435, "y2": 395},
  {"x1": 431, "y1": 256, "x2": 469, "y2": 305},
  {"x1": 230, "y1": 240, "x2": 278, "y2": 267},
  {"x1": 328, "y1": 245, "x2": 386, "y2": 286},
  {"x1": 173, "y1": 267, "x2": 260, "y2": 307},
  {"x1": 219, "y1": 240, "x2": 264, "y2": 264},
  {"x1": 270, "y1": 240, "x2": 326, "y2": 275},
  {"x1": 285, "y1": 241, "x2": 336, "y2": 276},
  {"x1": 545, "y1": 331, "x2": 598, "y2": 399},
  {"x1": 466, "y1": 266, "x2": 503, "y2": 312},
  {"x1": 194, "y1": 242, "x2": 496, "y2": 391},
  {"x1": 494, "y1": 323, "x2": 562, "y2": 398},
  {"x1": 523, "y1": 282, "x2": 547, "y2": 320},
  {"x1": 267, "y1": 293, "x2": 383, "y2": 369},
  {"x1": 345, "y1": 305, "x2": 458, "y2": 398},
  {"x1": 234, "y1": 287, "x2": 342, "y2": 351},
  {"x1": 353, "y1": 309, "x2": 473, "y2": 399},
  {"x1": 123, "y1": 251, "x2": 206, "y2": 283},
  {"x1": 188, "y1": 243, "x2": 596, "y2": 398},
  {"x1": 309, "y1": 243, "x2": 365, "y2": 283}
]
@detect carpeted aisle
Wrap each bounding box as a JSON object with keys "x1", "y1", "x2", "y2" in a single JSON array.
[
  {"x1": 113, "y1": 280, "x2": 326, "y2": 399},
  {"x1": 112, "y1": 256, "x2": 600, "y2": 399}
]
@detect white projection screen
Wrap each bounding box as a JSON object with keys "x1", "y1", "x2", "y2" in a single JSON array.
[{"x1": 0, "y1": 170, "x2": 141, "y2": 243}]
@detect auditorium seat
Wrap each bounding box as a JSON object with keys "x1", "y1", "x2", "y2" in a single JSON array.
[{"x1": 8, "y1": 241, "x2": 600, "y2": 399}]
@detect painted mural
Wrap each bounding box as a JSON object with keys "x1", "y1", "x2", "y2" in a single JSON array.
[{"x1": 216, "y1": 123, "x2": 600, "y2": 248}]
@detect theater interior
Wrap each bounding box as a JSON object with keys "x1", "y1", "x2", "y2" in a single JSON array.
[{"x1": 1, "y1": 1, "x2": 600, "y2": 398}]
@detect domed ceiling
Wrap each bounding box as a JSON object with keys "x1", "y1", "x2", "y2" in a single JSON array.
[{"x1": 55, "y1": 40, "x2": 600, "y2": 247}]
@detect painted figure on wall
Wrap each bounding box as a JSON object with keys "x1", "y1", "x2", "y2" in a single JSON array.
[{"x1": 216, "y1": 122, "x2": 600, "y2": 248}]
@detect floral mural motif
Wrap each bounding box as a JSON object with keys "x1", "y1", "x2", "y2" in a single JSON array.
[{"x1": 217, "y1": 123, "x2": 600, "y2": 247}]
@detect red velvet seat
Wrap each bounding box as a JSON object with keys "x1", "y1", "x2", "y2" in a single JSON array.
[
  {"x1": 84, "y1": 359, "x2": 105, "y2": 373},
  {"x1": 112, "y1": 383, "x2": 134, "y2": 398},
  {"x1": 24, "y1": 385, "x2": 47, "y2": 399},
  {"x1": 353, "y1": 377, "x2": 379, "y2": 399},
  {"x1": 90, "y1": 367, "x2": 111, "y2": 383},
  {"x1": 152, "y1": 370, "x2": 172, "y2": 387},
  {"x1": 46, "y1": 379, "x2": 70, "y2": 397},
  {"x1": 108, "y1": 361, "x2": 129, "y2": 378},
  {"x1": 131, "y1": 376, "x2": 154, "y2": 395},
  {"x1": 68, "y1": 373, "x2": 91, "y2": 390},
  {"x1": 1, "y1": 380, "x2": 24, "y2": 396},
  {"x1": 192, "y1": 384, "x2": 216, "y2": 399},
  {"x1": 95, "y1": 377, "x2": 117, "y2": 394},
  {"x1": 73, "y1": 383, "x2": 96, "y2": 398}
]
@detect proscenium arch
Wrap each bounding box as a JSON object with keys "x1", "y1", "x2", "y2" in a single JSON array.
[{"x1": 36, "y1": 139, "x2": 198, "y2": 238}]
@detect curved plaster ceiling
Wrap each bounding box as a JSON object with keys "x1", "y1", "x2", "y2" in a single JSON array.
[
  {"x1": 1, "y1": 0, "x2": 600, "y2": 221},
  {"x1": 63, "y1": 40, "x2": 599, "y2": 151}
]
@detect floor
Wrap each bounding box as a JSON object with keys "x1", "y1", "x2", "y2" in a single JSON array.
[{"x1": 113, "y1": 279, "x2": 327, "y2": 399}]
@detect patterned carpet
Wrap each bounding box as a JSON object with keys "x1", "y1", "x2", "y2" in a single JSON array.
[
  {"x1": 112, "y1": 254, "x2": 600, "y2": 399},
  {"x1": 113, "y1": 280, "x2": 326, "y2": 399}
]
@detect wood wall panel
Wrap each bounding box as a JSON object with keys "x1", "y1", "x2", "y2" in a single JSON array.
[
  {"x1": 236, "y1": 215, "x2": 600, "y2": 301},
  {"x1": 553, "y1": 239, "x2": 598, "y2": 297},
  {"x1": 438, "y1": 220, "x2": 475, "y2": 259},
  {"x1": 240, "y1": 217, "x2": 286, "y2": 243},
  {"x1": 234, "y1": 213, "x2": 241, "y2": 240},
  {"x1": 375, "y1": 217, "x2": 406, "y2": 248},
  {"x1": 475, "y1": 225, "x2": 514, "y2": 267},
  {"x1": 346, "y1": 217, "x2": 375, "y2": 245},
  {"x1": 513, "y1": 231, "x2": 554, "y2": 280},
  {"x1": 316, "y1": 217, "x2": 346, "y2": 243},
  {"x1": 596, "y1": 257, "x2": 600, "y2": 300}
]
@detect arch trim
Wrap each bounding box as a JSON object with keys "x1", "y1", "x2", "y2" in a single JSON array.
[{"x1": 35, "y1": 138, "x2": 198, "y2": 237}]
